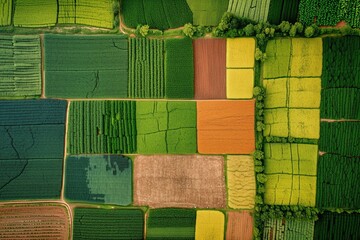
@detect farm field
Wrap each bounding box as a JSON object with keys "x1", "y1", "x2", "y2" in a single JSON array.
[
  {"x1": 65, "y1": 155, "x2": 132, "y2": 205},
  {"x1": 133, "y1": 155, "x2": 226, "y2": 208},
  {"x1": 122, "y1": 0, "x2": 192, "y2": 29},
  {"x1": 0, "y1": 1, "x2": 359, "y2": 240},
  {"x1": 73, "y1": 208, "x2": 144, "y2": 239},
  {"x1": 0, "y1": 204, "x2": 70, "y2": 239},
  {"x1": 0, "y1": 35, "x2": 41, "y2": 98},
  {"x1": 44, "y1": 35, "x2": 128, "y2": 99}
]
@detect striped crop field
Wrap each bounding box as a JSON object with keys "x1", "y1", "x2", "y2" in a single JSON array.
[
  {"x1": 0, "y1": 204, "x2": 70, "y2": 240},
  {"x1": 195, "y1": 210, "x2": 225, "y2": 240},
  {"x1": 316, "y1": 153, "x2": 359, "y2": 209},
  {"x1": 73, "y1": 208, "x2": 144, "y2": 239},
  {"x1": 44, "y1": 34, "x2": 128, "y2": 99},
  {"x1": 314, "y1": 212, "x2": 360, "y2": 240},
  {"x1": 136, "y1": 101, "x2": 196, "y2": 153},
  {"x1": 128, "y1": 38, "x2": 165, "y2": 98},
  {"x1": 263, "y1": 218, "x2": 315, "y2": 239},
  {"x1": 164, "y1": 38, "x2": 194, "y2": 98},
  {"x1": 267, "y1": 0, "x2": 300, "y2": 24},
  {"x1": 264, "y1": 143, "x2": 318, "y2": 206},
  {"x1": 226, "y1": 211, "x2": 254, "y2": 240},
  {"x1": 134, "y1": 155, "x2": 226, "y2": 208},
  {"x1": 227, "y1": 155, "x2": 256, "y2": 209},
  {"x1": 0, "y1": 35, "x2": 41, "y2": 98},
  {"x1": 67, "y1": 101, "x2": 137, "y2": 154},
  {"x1": 197, "y1": 100, "x2": 255, "y2": 154},
  {"x1": 227, "y1": 0, "x2": 271, "y2": 23},
  {"x1": 13, "y1": 0, "x2": 57, "y2": 27},
  {"x1": 319, "y1": 122, "x2": 360, "y2": 156},
  {"x1": 65, "y1": 155, "x2": 132, "y2": 205},
  {"x1": 147, "y1": 208, "x2": 196, "y2": 239},
  {"x1": 0, "y1": 100, "x2": 66, "y2": 200},
  {"x1": 0, "y1": 0, "x2": 12, "y2": 26},
  {"x1": 187, "y1": 0, "x2": 228, "y2": 26},
  {"x1": 122, "y1": 0, "x2": 192, "y2": 30}
]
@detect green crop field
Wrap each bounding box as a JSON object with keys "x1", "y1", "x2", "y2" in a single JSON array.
[
  {"x1": 0, "y1": 35, "x2": 41, "y2": 99},
  {"x1": 73, "y1": 208, "x2": 144, "y2": 239},
  {"x1": 122, "y1": 0, "x2": 192, "y2": 30},
  {"x1": 299, "y1": 0, "x2": 360, "y2": 27},
  {"x1": 14, "y1": 0, "x2": 57, "y2": 27},
  {"x1": 0, "y1": 0, "x2": 12, "y2": 26},
  {"x1": 128, "y1": 38, "x2": 165, "y2": 98},
  {"x1": 44, "y1": 34, "x2": 128, "y2": 99},
  {"x1": 319, "y1": 122, "x2": 359, "y2": 157},
  {"x1": 314, "y1": 212, "x2": 360, "y2": 240},
  {"x1": 227, "y1": 0, "x2": 271, "y2": 23},
  {"x1": 65, "y1": 155, "x2": 132, "y2": 205},
  {"x1": 316, "y1": 154, "x2": 359, "y2": 209},
  {"x1": 136, "y1": 101, "x2": 196, "y2": 153},
  {"x1": 0, "y1": 100, "x2": 66, "y2": 200},
  {"x1": 147, "y1": 208, "x2": 196, "y2": 239},
  {"x1": 187, "y1": 0, "x2": 228, "y2": 26},
  {"x1": 67, "y1": 101, "x2": 137, "y2": 154},
  {"x1": 267, "y1": 0, "x2": 300, "y2": 24},
  {"x1": 164, "y1": 38, "x2": 194, "y2": 98},
  {"x1": 263, "y1": 218, "x2": 314, "y2": 239}
]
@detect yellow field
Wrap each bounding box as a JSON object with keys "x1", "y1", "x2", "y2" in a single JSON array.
[
  {"x1": 289, "y1": 78, "x2": 321, "y2": 108},
  {"x1": 226, "y1": 38, "x2": 255, "y2": 68},
  {"x1": 195, "y1": 210, "x2": 225, "y2": 240},
  {"x1": 263, "y1": 78, "x2": 288, "y2": 108},
  {"x1": 227, "y1": 155, "x2": 256, "y2": 209},
  {"x1": 290, "y1": 38, "x2": 322, "y2": 77},
  {"x1": 264, "y1": 108, "x2": 289, "y2": 137},
  {"x1": 289, "y1": 109, "x2": 320, "y2": 139},
  {"x1": 264, "y1": 143, "x2": 318, "y2": 206},
  {"x1": 226, "y1": 69, "x2": 254, "y2": 99}
]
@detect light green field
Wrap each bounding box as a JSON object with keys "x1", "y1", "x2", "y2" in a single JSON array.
[
  {"x1": 14, "y1": 0, "x2": 57, "y2": 27},
  {"x1": 0, "y1": 0, "x2": 12, "y2": 26},
  {"x1": 186, "y1": 0, "x2": 229, "y2": 26}
]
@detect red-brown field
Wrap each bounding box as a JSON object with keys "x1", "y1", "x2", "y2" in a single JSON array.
[
  {"x1": 133, "y1": 155, "x2": 226, "y2": 208},
  {"x1": 193, "y1": 38, "x2": 226, "y2": 99},
  {"x1": 0, "y1": 204, "x2": 70, "y2": 240},
  {"x1": 226, "y1": 211, "x2": 254, "y2": 240}
]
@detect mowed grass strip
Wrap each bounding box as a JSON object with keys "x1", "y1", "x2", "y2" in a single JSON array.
[
  {"x1": 195, "y1": 210, "x2": 225, "y2": 240},
  {"x1": 122, "y1": 0, "x2": 192, "y2": 29},
  {"x1": 316, "y1": 154, "x2": 360, "y2": 209},
  {"x1": 65, "y1": 155, "x2": 132, "y2": 205},
  {"x1": 14, "y1": 0, "x2": 57, "y2": 27},
  {"x1": 226, "y1": 211, "x2": 254, "y2": 240},
  {"x1": 73, "y1": 208, "x2": 144, "y2": 240},
  {"x1": 227, "y1": 0, "x2": 271, "y2": 23},
  {"x1": 67, "y1": 101, "x2": 137, "y2": 154},
  {"x1": 197, "y1": 100, "x2": 255, "y2": 154},
  {"x1": 134, "y1": 155, "x2": 226, "y2": 208},
  {"x1": 0, "y1": 100, "x2": 66, "y2": 200},
  {"x1": 44, "y1": 34, "x2": 128, "y2": 98},
  {"x1": 0, "y1": 35, "x2": 41, "y2": 98},
  {"x1": 227, "y1": 155, "x2": 256, "y2": 209},
  {"x1": 147, "y1": 208, "x2": 196, "y2": 239},
  {"x1": 187, "y1": 0, "x2": 228, "y2": 26},
  {"x1": 0, "y1": 0, "x2": 12, "y2": 26},
  {"x1": 0, "y1": 204, "x2": 70, "y2": 239}
]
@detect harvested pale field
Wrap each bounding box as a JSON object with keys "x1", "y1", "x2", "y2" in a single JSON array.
[
  {"x1": 0, "y1": 204, "x2": 70, "y2": 240},
  {"x1": 193, "y1": 39, "x2": 226, "y2": 99},
  {"x1": 227, "y1": 155, "x2": 256, "y2": 209},
  {"x1": 197, "y1": 100, "x2": 255, "y2": 154},
  {"x1": 133, "y1": 155, "x2": 226, "y2": 208},
  {"x1": 226, "y1": 211, "x2": 253, "y2": 240}
]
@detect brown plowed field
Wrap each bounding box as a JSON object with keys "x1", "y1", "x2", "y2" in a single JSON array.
[
  {"x1": 197, "y1": 100, "x2": 255, "y2": 154},
  {"x1": 133, "y1": 155, "x2": 226, "y2": 208},
  {"x1": 226, "y1": 211, "x2": 254, "y2": 240},
  {"x1": 0, "y1": 204, "x2": 70, "y2": 240},
  {"x1": 193, "y1": 39, "x2": 226, "y2": 99}
]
